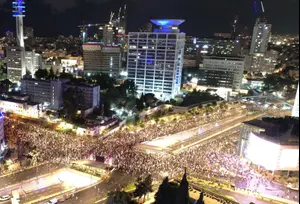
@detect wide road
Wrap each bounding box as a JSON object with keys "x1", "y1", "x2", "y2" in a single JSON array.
[
  {"x1": 171, "y1": 112, "x2": 265, "y2": 154},
  {"x1": 0, "y1": 164, "x2": 61, "y2": 189},
  {"x1": 51, "y1": 170, "x2": 133, "y2": 204}
]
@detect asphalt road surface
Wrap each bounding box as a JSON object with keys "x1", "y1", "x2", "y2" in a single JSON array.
[
  {"x1": 0, "y1": 164, "x2": 61, "y2": 189},
  {"x1": 56, "y1": 170, "x2": 133, "y2": 204}
]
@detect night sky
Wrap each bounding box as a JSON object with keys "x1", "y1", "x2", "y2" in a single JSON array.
[{"x1": 0, "y1": 0, "x2": 299, "y2": 37}]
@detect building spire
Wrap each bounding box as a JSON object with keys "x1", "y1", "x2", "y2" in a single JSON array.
[{"x1": 174, "y1": 169, "x2": 189, "y2": 204}]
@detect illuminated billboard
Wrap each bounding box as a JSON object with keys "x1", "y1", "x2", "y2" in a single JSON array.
[{"x1": 244, "y1": 133, "x2": 299, "y2": 171}]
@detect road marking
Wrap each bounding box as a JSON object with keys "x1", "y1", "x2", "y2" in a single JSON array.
[{"x1": 95, "y1": 196, "x2": 107, "y2": 203}]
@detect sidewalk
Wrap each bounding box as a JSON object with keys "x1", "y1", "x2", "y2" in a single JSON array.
[{"x1": 0, "y1": 163, "x2": 47, "y2": 179}]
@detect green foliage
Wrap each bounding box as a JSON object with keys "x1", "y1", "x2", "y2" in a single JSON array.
[
  {"x1": 181, "y1": 90, "x2": 221, "y2": 107},
  {"x1": 263, "y1": 73, "x2": 297, "y2": 92},
  {"x1": 103, "y1": 80, "x2": 138, "y2": 116},
  {"x1": 87, "y1": 73, "x2": 116, "y2": 90},
  {"x1": 134, "y1": 175, "x2": 153, "y2": 200},
  {"x1": 59, "y1": 72, "x2": 74, "y2": 80},
  {"x1": 107, "y1": 191, "x2": 136, "y2": 204},
  {"x1": 49, "y1": 66, "x2": 56, "y2": 78},
  {"x1": 62, "y1": 87, "x2": 85, "y2": 120},
  {"x1": 34, "y1": 69, "x2": 49, "y2": 79}
]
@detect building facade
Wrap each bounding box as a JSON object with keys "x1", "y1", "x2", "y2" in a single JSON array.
[
  {"x1": 292, "y1": 84, "x2": 299, "y2": 118},
  {"x1": 127, "y1": 19, "x2": 186, "y2": 100},
  {"x1": 0, "y1": 112, "x2": 7, "y2": 160},
  {"x1": 25, "y1": 51, "x2": 42, "y2": 77},
  {"x1": 200, "y1": 56, "x2": 245, "y2": 90},
  {"x1": 64, "y1": 83, "x2": 100, "y2": 109},
  {"x1": 83, "y1": 43, "x2": 121, "y2": 77},
  {"x1": 238, "y1": 117, "x2": 299, "y2": 171},
  {"x1": 0, "y1": 98, "x2": 42, "y2": 118},
  {"x1": 21, "y1": 79, "x2": 64, "y2": 110},
  {"x1": 250, "y1": 23, "x2": 272, "y2": 55},
  {"x1": 6, "y1": 46, "x2": 25, "y2": 82},
  {"x1": 21, "y1": 79, "x2": 100, "y2": 111},
  {"x1": 248, "y1": 22, "x2": 274, "y2": 74}
]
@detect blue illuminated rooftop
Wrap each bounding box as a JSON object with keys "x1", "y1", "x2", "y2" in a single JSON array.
[{"x1": 151, "y1": 19, "x2": 185, "y2": 27}]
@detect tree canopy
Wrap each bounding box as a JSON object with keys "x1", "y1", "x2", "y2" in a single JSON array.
[
  {"x1": 107, "y1": 191, "x2": 136, "y2": 204},
  {"x1": 61, "y1": 87, "x2": 85, "y2": 121},
  {"x1": 34, "y1": 69, "x2": 49, "y2": 79}
]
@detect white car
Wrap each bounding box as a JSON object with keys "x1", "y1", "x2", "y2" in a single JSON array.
[{"x1": 0, "y1": 195, "x2": 11, "y2": 201}]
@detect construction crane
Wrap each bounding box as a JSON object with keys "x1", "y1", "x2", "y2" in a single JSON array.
[{"x1": 231, "y1": 15, "x2": 239, "y2": 39}]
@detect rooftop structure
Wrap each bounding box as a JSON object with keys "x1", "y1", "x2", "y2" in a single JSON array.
[
  {"x1": 150, "y1": 19, "x2": 185, "y2": 27},
  {"x1": 239, "y1": 117, "x2": 299, "y2": 171}
]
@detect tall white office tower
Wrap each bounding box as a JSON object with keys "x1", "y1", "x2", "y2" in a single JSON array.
[
  {"x1": 292, "y1": 84, "x2": 299, "y2": 118},
  {"x1": 127, "y1": 20, "x2": 186, "y2": 100},
  {"x1": 7, "y1": 0, "x2": 26, "y2": 82}
]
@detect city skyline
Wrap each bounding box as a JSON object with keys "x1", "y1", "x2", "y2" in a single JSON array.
[{"x1": 0, "y1": 0, "x2": 299, "y2": 37}]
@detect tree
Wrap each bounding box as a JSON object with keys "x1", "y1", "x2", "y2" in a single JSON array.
[
  {"x1": 49, "y1": 66, "x2": 56, "y2": 78},
  {"x1": 88, "y1": 73, "x2": 116, "y2": 90},
  {"x1": 120, "y1": 79, "x2": 138, "y2": 97},
  {"x1": 62, "y1": 87, "x2": 85, "y2": 120},
  {"x1": 59, "y1": 72, "x2": 73, "y2": 80},
  {"x1": 107, "y1": 191, "x2": 136, "y2": 204},
  {"x1": 34, "y1": 69, "x2": 49, "y2": 79},
  {"x1": 0, "y1": 79, "x2": 12, "y2": 93},
  {"x1": 134, "y1": 175, "x2": 153, "y2": 202}
]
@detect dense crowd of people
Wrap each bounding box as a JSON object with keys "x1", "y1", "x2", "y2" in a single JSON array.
[{"x1": 3, "y1": 104, "x2": 297, "y2": 201}]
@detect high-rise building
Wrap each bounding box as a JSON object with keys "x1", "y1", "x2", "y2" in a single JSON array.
[
  {"x1": 199, "y1": 56, "x2": 245, "y2": 90},
  {"x1": 5, "y1": 30, "x2": 15, "y2": 43},
  {"x1": 25, "y1": 51, "x2": 42, "y2": 77},
  {"x1": 83, "y1": 43, "x2": 121, "y2": 77},
  {"x1": 127, "y1": 19, "x2": 186, "y2": 100},
  {"x1": 250, "y1": 23, "x2": 271, "y2": 55},
  {"x1": 10, "y1": 0, "x2": 26, "y2": 82},
  {"x1": 6, "y1": 46, "x2": 25, "y2": 82},
  {"x1": 24, "y1": 27, "x2": 35, "y2": 46},
  {"x1": 248, "y1": 22, "x2": 272, "y2": 74},
  {"x1": 292, "y1": 84, "x2": 299, "y2": 118},
  {"x1": 247, "y1": 49, "x2": 278, "y2": 73}
]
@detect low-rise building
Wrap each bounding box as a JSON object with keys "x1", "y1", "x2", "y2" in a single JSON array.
[
  {"x1": 64, "y1": 82, "x2": 100, "y2": 110},
  {"x1": 20, "y1": 78, "x2": 100, "y2": 111},
  {"x1": 20, "y1": 78, "x2": 66, "y2": 110},
  {"x1": 199, "y1": 56, "x2": 245, "y2": 90},
  {"x1": 0, "y1": 98, "x2": 42, "y2": 119}
]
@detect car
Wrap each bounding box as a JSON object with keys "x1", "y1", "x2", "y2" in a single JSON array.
[
  {"x1": 0, "y1": 195, "x2": 11, "y2": 201},
  {"x1": 46, "y1": 198, "x2": 58, "y2": 204}
]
